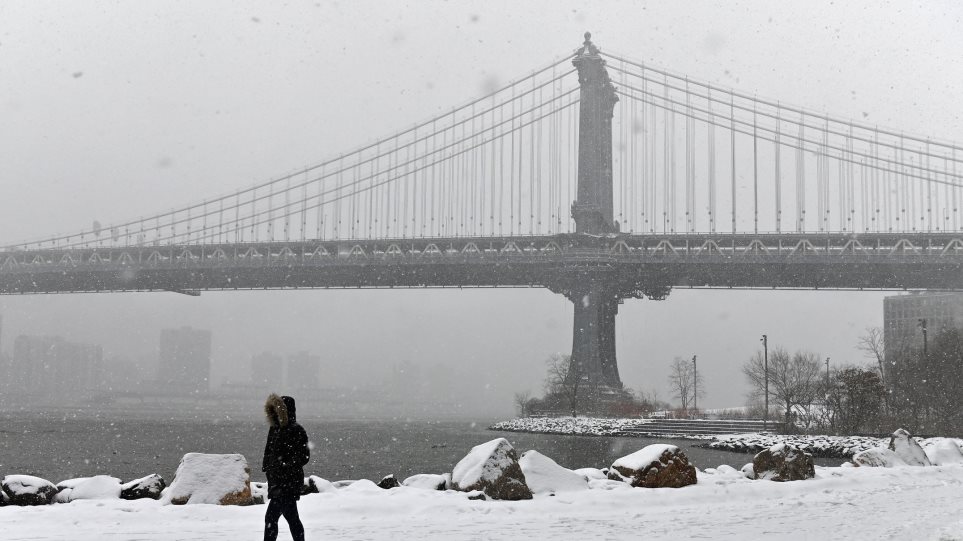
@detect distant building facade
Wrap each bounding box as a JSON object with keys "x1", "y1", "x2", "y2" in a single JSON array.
[
  {"x1": 251, "y1": 352, "x2": 284, "y2": 389},
  {"x1": 9, "y1": 335, "x2": 104, "y2": 398},
  {"x1": 158, "y1": 327, "x2": 212, "y2": 394},
  {"x1": 286, "y1": 351, "x2": 321, "y2": 391},
  {"x1": 884, "y1": 292, "x2": 963, "y2": 360}
]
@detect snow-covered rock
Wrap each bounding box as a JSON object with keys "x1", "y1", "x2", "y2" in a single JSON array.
[
  {"x1": 251, "y1": 482, "x2": 267, "y2": 505},
  {"x1": 306, "y1": 475, "x2": 337, "y2": 494},
  {"x1": 740, "y1": 463, "x2": 755, "y2": 479},
  {"x1": 608, "y1": 444, "x2": 697, "y2": 488},
  {"x1": 573, "y1": 467, "x2": 607, "y2": 481},
  {"x1": 340, "y1": 479, "x2": 381, "y2": 493},
  {"x1": 889, "y1": 429, "x2": 931, "y2": 466},
  {"x1": 402, "y1": 473, "x2": 449, "y2": 491},
  {"x1": 451, "y1": 438, "x2": 532, "y2": 500},
  {"x1": 2, "y1": 475, "x2": 58, "y2": 506},
  {"x1": 163, "y1": 453, "x2": 253, "y2": 505},
  {"x1": 923, "y1": 439, "x2": 963, "y2": 466},
  {"x1": 55, "y1": 476, "x2": 121, "y2": 502},
  {"x1": 752, "y1": 444, "x2": 815, "y2": 481},
  {"x1": 120, "y1": 474, "x2": 165, "y2": 500},
  {"x1": 518, "y1": 450, "x2": 589, "y2": 494},
  {"x1": 377, "y1": 474, "x2": 400, "y2": 489},
  {"x1": 852, "y1": 447, "x2": 907, "y2": 468}
]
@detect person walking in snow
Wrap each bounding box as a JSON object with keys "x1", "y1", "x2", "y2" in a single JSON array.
[{"x1": 263, "y1": 394, "x2": 311, "y2": 541}]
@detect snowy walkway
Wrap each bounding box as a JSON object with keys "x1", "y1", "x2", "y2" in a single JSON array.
[{"x1": 4, "y1": 465, "x2": 963, "y2": 540}]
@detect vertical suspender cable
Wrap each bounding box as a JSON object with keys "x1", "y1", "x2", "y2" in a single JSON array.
[
  {"x1": 752, "y1": 102, "x2": 758, "y2": 234},
  {"x1": 730, "y1": 92, "x2": 736, "y2": 233}
]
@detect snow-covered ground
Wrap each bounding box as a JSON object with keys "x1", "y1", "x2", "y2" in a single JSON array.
[{"x1": 5, "y1": 464, "x2": 963, "y2": 540}]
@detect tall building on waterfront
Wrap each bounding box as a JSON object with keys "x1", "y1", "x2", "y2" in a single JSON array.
[
  {"x1": 286, "y1": 351, "x2": 321, "y2": 391},
  {"x1": 9, "y1": 335, "x2": 104, "y2": 398},
  {"x1": 883, "y1": 292, "x2": 963, "y2": 360},
  {"x1": 251, "y1": 352, "x2": 284, "y2": 389},
  {"x1": 158, "y1": 327, "x2": 212, "y2": 394}
]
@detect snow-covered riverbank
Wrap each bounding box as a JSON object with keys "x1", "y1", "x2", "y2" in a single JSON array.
[{"x1": 5, "y1": 464, "x2": 963, "y2": 540}]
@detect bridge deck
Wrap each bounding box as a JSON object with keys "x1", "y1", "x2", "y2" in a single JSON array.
[{"x1": 2, "y1": 233, "x2": 963, "y2": 294}]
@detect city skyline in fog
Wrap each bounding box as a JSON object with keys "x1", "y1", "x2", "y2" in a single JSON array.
[{"x1": 1, "y1": 1, "x2": 961, "y2": 414}]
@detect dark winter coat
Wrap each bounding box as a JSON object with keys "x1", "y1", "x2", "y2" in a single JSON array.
[{"x1": 262, "y1": 394, "x2": 311, "y2": 500}]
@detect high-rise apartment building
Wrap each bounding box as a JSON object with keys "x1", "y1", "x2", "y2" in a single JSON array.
[
  {"x1": 10, "y1": 335, "x2": 104, "y2": 398},
  {"x1": 286, "y1": 351, "x2": 321, "y2": 391},
  {"x1": 883, "y1": 292, "x2": 963, "y2": 360},
  {"x1": 158, "y1": 327, "x2": 212, "y2": 394}
]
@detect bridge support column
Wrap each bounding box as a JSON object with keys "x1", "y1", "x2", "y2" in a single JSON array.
[{"x1": 568, "y1": 279, "x2": 623, "y2": 390}]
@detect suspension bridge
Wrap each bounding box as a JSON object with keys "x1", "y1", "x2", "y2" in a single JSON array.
[{"x1": 2, "y1": 33, "x2": 962, "y2": 392}]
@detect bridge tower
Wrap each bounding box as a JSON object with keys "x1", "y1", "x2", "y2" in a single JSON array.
[{"x1": 565, "y1": 33, "x2": 626, "y2": 395}]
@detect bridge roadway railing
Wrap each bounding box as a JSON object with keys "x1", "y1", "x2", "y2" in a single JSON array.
[{"x1": 2, "y1": 232, "x2": 963, "y2": 294}]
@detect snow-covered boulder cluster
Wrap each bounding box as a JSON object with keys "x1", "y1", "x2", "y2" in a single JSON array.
[
  {"x1": 607, "y1": 444, "x2": 698, "y2": 488},
  {"x1": 752, "y1": 444, "x2": 815, "y2": 481},
  {"x1": 0, "y1": 472, "x2": 165, "y2": 507},
  {"x1": 162, "y1": 453, "x2": 253, "y2": 505},
  {"x1": 853, "y1": 429, "x2": 963, "y2": 468},
  {"x1": 708, "y1": 433, "x2": 886, "y2": 458}
]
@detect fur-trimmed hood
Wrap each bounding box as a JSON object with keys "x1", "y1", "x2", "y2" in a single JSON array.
[{"x1": 264, "y1": 393, "x2": 292, "y2": 427}]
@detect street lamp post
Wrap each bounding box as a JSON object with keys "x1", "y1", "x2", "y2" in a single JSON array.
[
  {"x1": 692, "y1": 355, "x2": 698, "y2": 416},
  {"x1": 825, "y1": 356, "x2": 831, "y2": 391},
  {"x1": 761, "y1": 334, "x2": 769, "y2": 432}
]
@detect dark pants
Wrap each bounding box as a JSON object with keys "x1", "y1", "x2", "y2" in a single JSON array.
[{"x1": 264, "y1": 496, "x2": 305, "y2": 541}]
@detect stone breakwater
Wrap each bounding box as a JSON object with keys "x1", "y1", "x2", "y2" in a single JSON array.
[
  {"x1": 704, "y1": 434, "x2": 888, "y2": 459},
  {"x1": 489, "y1": 417, "x2": 961, "y2": 460},
  {"x1": 489, "y1": 417, "x2": 657, "y2": 437}
]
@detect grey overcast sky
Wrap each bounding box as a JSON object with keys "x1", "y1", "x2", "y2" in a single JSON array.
[{"x1": 1, "y1": 1, "x2": 962, "y2": 414}]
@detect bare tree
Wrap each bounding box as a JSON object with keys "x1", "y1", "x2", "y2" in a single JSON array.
[
  {"x1": 513, "y1": 390, "x2": 532, "y2": 417},
  {"x1": 545, "y1": 353, "x2": 583, "y2": 417},
  {"x1": 667, "y1": 356, "x2": 698, "y2": 413},
  {"x1": 857, "y1": 327, "x2": 886, "y2": 381},
  {"x1": 743, "y1": 347, "x2": 822, "y2": 428}
]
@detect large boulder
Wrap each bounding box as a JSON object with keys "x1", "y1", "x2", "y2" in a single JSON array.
[
  {"x1": 608, "y1": 444, "x2": 697, "y2": 488},
  {"x1": 923, "y1": 439, "x2": 963, "y2": 466},
  {"x1": 120, "y1": 474, "x2": 166, "y2": 500},
  {"x1": 163, "y1": 453, "x2": 253, "y2": 505},
  {"x1": 518, "y1": 450, "x2": 588, "y2": 494},
  {"x1": 451, "y1": 438, "x2": 532, "y2": 500},
  {"x1": 402, "y1": 473, "x2": 450, "y2": 491},
  {"x1": 753, "y1": 444, "x2": 815, "y2": 481},
  {"x1": 55, "y1": 476, "x2": 121, "y2": 502},
  {"x1": 852, "y1": 447, "x2": 907, "y2": 468},
  {"x1": 2, "y1": 475, "x2": 58, "y2": 506},
  {"x1": 889, "y1": 429, "x2": 931, "y2": 466}
]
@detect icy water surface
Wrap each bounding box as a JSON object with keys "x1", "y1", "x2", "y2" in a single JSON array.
[{"x1": 0, "y1": 410, "x2": 842, "y2": 483}]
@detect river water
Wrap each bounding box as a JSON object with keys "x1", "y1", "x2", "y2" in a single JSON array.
[{"x1": 0, "y1": 409, "x2": 842, "y2": 484}]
